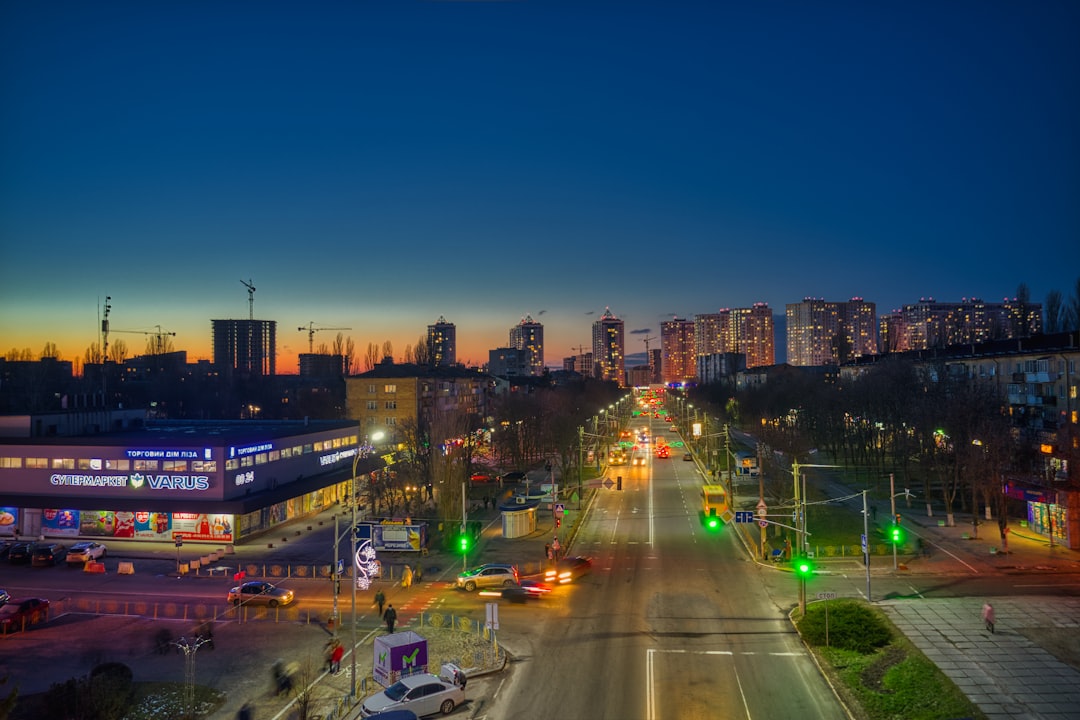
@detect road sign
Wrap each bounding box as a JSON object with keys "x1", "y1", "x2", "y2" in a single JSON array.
[
  {"x1": 860, "y1": 534, "x2": 867, "y2": 553},
  {"x1": 817, "y1": 592, "x2": 837, "y2": 600},
  {"x1": 336, "y1": 559, "x2": 345, "y2": 576},
  {"x1": 485, "y1": 602, "x2": 499, "y2": 630},
  {"x1": 759, "y1": 519, "x2": 769, "y2": 528},
  {"x1": 734, "y1": 511, "x2": 754, "y2": 523},
  {"x1": 554, "y1": 503, "x2": 565, "y2": 518},
  {"x1": 602, "y1": 478, "x2": 614, "y2": 490},
  {"x1": 174, "y1": 538, "x2": 183, "y2": 548},
  {"x1": 756, "y1": 499, "x2": 767, "y2": 514}
]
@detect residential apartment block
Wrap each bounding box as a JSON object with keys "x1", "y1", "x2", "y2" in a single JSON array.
[
  {"x1": 879, "y1": 298, "x2": 1044, "y2": 353},
  {"x1": 427, "y1": 316, "x2": 457, "y2": 368},
  {"x1": 786, "y1": 298, "x2": 878, "y2": 366},
  {"x1": 592, "y1": 307, "x2": 625, "y2": 385},
  {"x1": 509, "y1": 315, "x2": 544, "y2": 377},
  {"x1": 661, "y1": 317, "x2": 695, "y2": 384}
]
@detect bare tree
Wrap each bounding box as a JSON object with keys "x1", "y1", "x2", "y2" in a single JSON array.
[
  {"x1": 413, "y1": 334, "x2": 432, "y2": 367},
  {"x1": 83, "y1": 342, "x2": 104, "y2": 365},
  {"x1": 382, "y1": 341, "x2": 394, "y2": 363},
  {"x1": 108, "y1": 339, "x2": 129, "y2": 363},
  {"x1": 364, "y1": 342, "x2": 380, "y2": 371},
  {"x1": 40, "y1": 342, "x2": 61, "y2": 359},
  {"x1": 1045, "y1": 289, "x2": 1064, "y2": 333}
]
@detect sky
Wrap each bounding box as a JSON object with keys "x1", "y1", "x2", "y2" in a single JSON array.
[{"x1": 2, "y1": 1, "x2": 1078, "y2": 372}]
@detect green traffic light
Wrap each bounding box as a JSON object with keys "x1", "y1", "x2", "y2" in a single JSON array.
[
  {"x1": 794, "y1": 558, "x2": 813, "y2": 577},
  {"x1": 706, "y1": 516, "x2": 720, "y2": 531},
  {"x1": 890, "y1": 525, "x2": 903, "y2": 544},
  {"x1": 458, "y1": 535, "x2": 470, "y2": 553}
]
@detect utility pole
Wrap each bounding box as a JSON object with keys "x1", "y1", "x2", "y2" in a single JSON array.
[
  {"x1": 863, "y1": 490, "x2": 872, "y2": 601},
  {"x1": 758, "y1": 442, "x2": 766, "y2": 560}
]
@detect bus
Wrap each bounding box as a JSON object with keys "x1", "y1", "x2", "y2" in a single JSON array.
[{"x1": 700, "y1": 484, "x2": 729, "y2": 529}]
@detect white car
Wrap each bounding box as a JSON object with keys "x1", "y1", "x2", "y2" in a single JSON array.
[
  {"x1": 66, "y1": 541, "x2": 107, "y2": 564},
  {"x1": 360, "y1": 672, "x2": 465, "y2": 717}
]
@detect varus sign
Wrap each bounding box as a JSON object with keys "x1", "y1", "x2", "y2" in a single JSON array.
[{"x1": 49, "y1": 473, "x2": 211, "y2": 491}]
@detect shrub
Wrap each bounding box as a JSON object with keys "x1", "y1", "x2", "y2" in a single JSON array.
[{"x1": 798, "y1": 599, "x2": 891, "y2": 654}]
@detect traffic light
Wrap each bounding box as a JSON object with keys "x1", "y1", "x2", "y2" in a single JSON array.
[
  {"x1": 457, "y1": 528, "x2": 471, "y2": 554},
  {"x1": 889, "y1": 524, "x2": 904, "y2": 544},
  {"x1": 704, "y1": 515, "x2": 721, "y2": 532},
  {"x1": 555, "y1": 517, "x2": 561, "y2": 529},
  {"x1": 793, "y1": 556, "x2": 814, "y2": 578}
]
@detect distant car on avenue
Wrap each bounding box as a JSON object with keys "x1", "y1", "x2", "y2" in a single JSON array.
[{"x1": 456, "y1": 563, "x2": 519, "y2": 592}]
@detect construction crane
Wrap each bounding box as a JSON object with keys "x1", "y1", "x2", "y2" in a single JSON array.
[
  {"x1": 298, "y1": 322, "x2": 352, "y2": 353},
  {"x1": 241, "y1": 279, "x2": 256, "y2": 320},
  {"x1": 642, "y1": 335, "x2": 657, "y2": 354},
  {"x1": 112, "y1": 325, "x2": 177, "y2": 355}
]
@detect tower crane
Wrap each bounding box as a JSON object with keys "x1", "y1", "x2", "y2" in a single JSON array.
[
  {"x1": 241, "y1": 279, "x2": 256, "y2": 320},
  {"x1": 112, "y1": 325, "x2": 177, "y2": 355},
  {"x1": 298, "y1": 322, "x2": 352, "y2": 353},
  {"x1": 642, "y1": 335, "x2": 657, "y2": 354}
]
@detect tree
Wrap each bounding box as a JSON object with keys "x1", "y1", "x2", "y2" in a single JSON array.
[
  {"x1": 108, "y1": 339, "x2": 128, "y2": 363},
  {"x1": 1044, "y1": 289, "x2": 1064, "y2": 333},
  {"x1": 40, "y1": 342, "x2": 60, "y2": 359},
  {"x1": 413, "y1": 334, "x2": 432, "y2": 367},
  {"x1": 364, "y1": 342, "x2": 380, "y2": 371},
  {"x1": 1068, "y1": 276, "x2": 1080, "y2": 332}
]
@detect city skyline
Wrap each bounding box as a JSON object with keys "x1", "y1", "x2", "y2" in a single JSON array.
[{"x1": 3, "y1": 3, "x2": 1078, "y2": 370}]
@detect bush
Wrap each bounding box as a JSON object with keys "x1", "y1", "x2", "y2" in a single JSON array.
[{"x1": 798, "y1": 599, "x2": 891, "y2": 654}]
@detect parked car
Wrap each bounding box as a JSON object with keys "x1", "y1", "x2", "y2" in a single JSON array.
[
  {"x1": 499, "y1": 471, "x2": 527, "y2": 483},
  {"x1": 456, "y1": 563, "x2": 519, "y2": 592},
  {"x1": 31, "y1": 543, "x2": 67, "y2": 567},
  {"x1": 360, "y1": 672, "x2": 465, "y2": 717},
  {"x1": 0, "y1": 589, "x2": 9, "y2": 607},
  {"x1": 0, "y1": 597, "x2": 50, "y2": 633},
  {"x1": 67, "y1": 541, "x2": 107, "y2": 565},
  {"x1": 7, "y1": 543, "x2": 33, "y2": 565},
  {"x1": 227, "y1": 581, "x2": 295, "y2": 607},
  {"x1": 469, "y1": 473, "x2": 494, "y2": 484},
  {"x1": 544, "y1": 556, "x2": 593, "y2": 584},
  {"x1": 683, "y1": 453, "x2": 694, "y2": 461}
]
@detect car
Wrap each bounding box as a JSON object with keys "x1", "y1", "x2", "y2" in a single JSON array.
[
  {"x1": 67, "y1": 541, "x2": 107, "y2": 564},
  {"x1": 479, "y1": 578, "x2": 552, "y2": 603},
  {"x1": 0, "y1": 589, "x2": 9, "y2": 607},
  {"x1": 0, "y1": 598, "x2": 50, "y2": 633},
  {"x1": 654, "y1": 446, "x2": 670, "y2": 459},
  {"x1": 7, "y1": 543, "x2": 33, "y2": 564},
  {"x1": 469, "y1": 473, "x2": 493, "y2": 484},
  {"x1": 499, "y1": 471, "x2": 527, "y2": 483},
  {"x1": 31, "y1": 543, "x2": 67, "y2": 566},
  {"x1": 360, "y1": 672, "x2": 465, "y2": 718},
  {"x1": 0, "y1": 542, "x2": 14, "y2": 561},
  {"x1": 544, "y1": 556, "x2": 592, "y2": 584},
  {"x1": 227, "y1": 581, "x2": 295, "y2": 607},
  {"x1": 683, "y1": 453, "x2": 694, "y2": 461},
  {"x1": 456, "y1": 563, "x2": 519, "y2": 592}
]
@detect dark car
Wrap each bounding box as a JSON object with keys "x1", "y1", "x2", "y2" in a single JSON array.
[
  {"x1": 0, "y1": 597, "x2": 50, "y2": 633},
  {"x1": 544, "y1": 556, "x2": 593, "y2": 584},
  {"x1": 0, "y1": 589, "x2": 9, "y2": 607},
  {"x1": 7, "y1": 543, "x2": 33, "y2": 565},
  {"x1": 500, "y1": 471, "x2": 527, "y2": 483},
  {"x1": 32, "y1": 543, "x2": 67, "y2": 567}
]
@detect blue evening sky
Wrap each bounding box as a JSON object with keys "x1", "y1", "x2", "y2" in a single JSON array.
[{"x1": 2, "y1": 1, "x2": 1078, "y2": 370}]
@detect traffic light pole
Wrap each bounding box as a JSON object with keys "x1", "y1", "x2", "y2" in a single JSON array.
[{"x1": 890, "y1": 473, "x2": 897, "y2": 571}]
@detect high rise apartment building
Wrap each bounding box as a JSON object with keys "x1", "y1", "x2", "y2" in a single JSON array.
[
  {"x1": 661, "y1": 317, "x2": 695, "y2": 384},
  {"x1": 427, "y1": 316, "x2": 456, "y2": 368},
  {"x1": 694, "y1": 304, "x2": 775, "y2": 370},
  {"x1": 879, "y1": 298, "x2": 1044, "y2": 353},
  {"x1": 786, "y1": 298, "x2": 878, "y2": 366},
  {"x1": 562, "y1": 352, "x2": 594, "y2": 378},
  {"x1": 509, "y1": 315, "x2": 544, "y2": 376},
  {"x1": 592, "y1": 307, "x2": 625, "y2": 385},
  {"x1": 212, "y1": 319, "x2": 276, "y2": 378}
]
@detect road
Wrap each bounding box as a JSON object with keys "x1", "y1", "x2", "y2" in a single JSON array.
[{"x1": 481, "y1": 415, "x2": 847, "y2": 720}]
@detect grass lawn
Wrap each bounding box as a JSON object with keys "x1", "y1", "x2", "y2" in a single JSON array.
[{"x1": 10, "y1": 682, "x2": 226, "y2": 720}]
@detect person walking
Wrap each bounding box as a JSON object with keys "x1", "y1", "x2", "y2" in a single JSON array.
[
  {"x1": 374, "y1": 589, "x2": 386, "y2": 616},
  {"x1": 384, "y1": 604, "x2": 397, "y2": 633},
  {"x1": 414, "y1": 564, "x2": 423, "y2": 582},
  {"x1": 982, "y1": 602, "x2": 995, "y2": 634},
  {"x1": 402, "y1": 564, "x2": 413, "y2": 588},
  {"x1": 330, "y1": 640, "x2": 345, "y2": 674}
]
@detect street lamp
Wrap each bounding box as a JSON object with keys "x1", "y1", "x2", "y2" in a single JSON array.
[{"x1": 345, "y1": 431, "x2": 383, "y2": 698}]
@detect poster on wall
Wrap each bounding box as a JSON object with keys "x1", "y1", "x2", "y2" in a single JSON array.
[
  {"x1": 80, "y1": 511, "x2": 119, "y2": 537},
  {"x1": 170, "y1": 512, "x2": 234, "y2": 542},
  {"x1": 0, "y1": 507, "x2": 17, "y2": 535},
  {"x1": 132, "y1": 511, "x2": 173, "y2": 539},
  {"x1": 42, "y1": 509, "x2": 80, "y2": 536}
]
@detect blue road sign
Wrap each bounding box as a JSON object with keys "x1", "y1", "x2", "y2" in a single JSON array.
[{"x1": 734, "y1": 511, "x2": 754, "y2": 523}]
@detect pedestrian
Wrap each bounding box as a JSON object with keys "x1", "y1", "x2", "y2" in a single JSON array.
[
  {"x1": 330, "y1": 640, "x2": 345, "y2": 674},
  {"x1": 323, "y1": 639, "x2": 335, "y2": 671},
  {"x1": 545, "y1": 543, "x2": 552, "y2": 562},
  {"x1": 374, "y1": 588, "x2": 386, "y2": 616},
  {"x1": 402, "y1": 564, "x2": 413, "y2": 588},
  {"x1": 414, "y1": 564, "x2": 422, "y2": 582},
  {"x1": 384, "y1": 604, "x2": 397, "y2": 633},
  {"x1": 199, "y1": 620, "x2": 215, "y2": 650},
  {"x1": 982, "y1": 602, "x2": 995, "y2": 634},
  {"x1": 237, "y1": 701, "x2": 254, "y2": 720}
]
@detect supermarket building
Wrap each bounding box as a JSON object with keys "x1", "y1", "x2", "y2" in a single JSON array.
[{"x1": 0, "y1": 410, "x2": 374, "y2": 545}]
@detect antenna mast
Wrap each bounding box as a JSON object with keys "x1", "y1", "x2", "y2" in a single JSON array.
[{"x1": 241, "y1": 279, "x2": 256, "y2": 320}]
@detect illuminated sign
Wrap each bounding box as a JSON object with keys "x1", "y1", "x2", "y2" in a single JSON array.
[
  {"x1": 355, "y1": 539, "x2": 380, "y2": 591},
  {"x1": 235, "y1": 470, "x2": 255, "y2": 486},
  {"x1": 319, "y1": 450, "x2": 351, "y2": 466},
  {"x1": 130, "y1": 473, "x2": 210, "y2": 491},
  {"x1": 51, "y1": 474, "x2": 127, "y2": 488},
  {"x1": 126, "y1": 449, "x2": 204, "y2": 459},
  {"x1": 232, "y1": 443, "x2": 273, "y2": 458}
]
